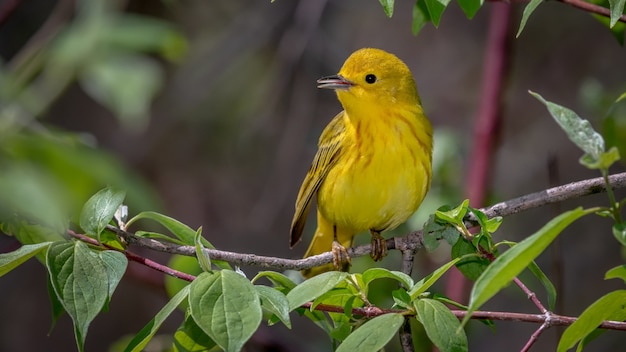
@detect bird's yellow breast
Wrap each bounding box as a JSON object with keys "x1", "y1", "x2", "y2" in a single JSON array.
[{"x1": 317, "y1": 105, "x2": 432, "y2": 233}]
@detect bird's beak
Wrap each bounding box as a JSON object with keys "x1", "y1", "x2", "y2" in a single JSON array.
[{"x1": 317, "y1": 75, "x2": 354, "y2": 90}]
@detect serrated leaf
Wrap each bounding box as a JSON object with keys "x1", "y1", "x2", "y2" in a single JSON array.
[
  {"x1": 286, "y1": 271, "x2": 348, "y2": 311},
  {"x1": 464, "y1": 208, "x2": 591, "y2": 327},
  {"x1": 608, "y1": 0, "x2": 626, "y2": 28},
  {"x1": 47, "y1": 241, "x2": 120, "y2": 351},
  {"x1": 605, "y1": 264, "x2": 626, "y2": 283},
  {"x1": 410, "y1": 257, "x2": 462, "y2": 300},
  {"x1": 173, "y1": 313, "x2": 217, "y2": 352},
  {"x1": 424, "y1": 0, "x2": 451, "y2": 27},
  {"x1": 79, "y1": 187, "x2": 126, "y2": 240},
  {"x1": 189, "y1": 271, "x2": 262, "y2": 352},
  {"x1": 379, "y1": 0, "x2": 395, "y2": 17},
  {"x1": 613, "y1": 222, "x2": 626, "y2": 246},
  {"x1": 412, "y1": 0, "x2": 431, "y2": 36},
  {"x1": 335, "y1": 313, "x2": 404, "y2": 352},
  {"x1": 255, "y1": 285, "x2": 291, "y2": 328},
  {"x1": 530, "y1": 91, "x2": 605, "y2": 160},
  {"x1": 456, "y1": 0, "x2": 483, "y2": 19},
  {"x1": 0, "y1": 242, "x2": 51, "y2": 277},
  {"x1": 362, "y1": 268, "x2": 414, "y2": 289},
  {"x1": 125, "y1": 285, "x2": 191, "y2": 352},
  {"x1": 527, "y1": 261, "x2": 557, "y2": 311},
  {"x1": 516, "y1": 0, "x2": 543, "y2": 37},
  {"x1": 415, "y1": 299, "x2": 468, "y2": 352},
  {"x1": 557, "y1": 290, "x2": 626, "y2": 352}
]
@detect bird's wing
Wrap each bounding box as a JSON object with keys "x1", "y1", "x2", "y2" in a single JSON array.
[{"x1": 290, "y1": 111, "x2": 346, "y2": 247}]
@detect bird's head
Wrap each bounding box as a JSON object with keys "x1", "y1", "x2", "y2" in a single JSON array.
[{"x1": 317, "y1": 48, "x2": 420, "y2": 113}]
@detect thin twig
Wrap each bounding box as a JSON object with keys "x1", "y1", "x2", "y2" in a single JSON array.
[
  {"x1": 558, "y1": 0, "x2": 626, "y2": 23},
  {"x1": 67, "y1": 230, "x2": 197, "y2": 282},
  {"x1": 300, "y1": 301, "x2": 626, "y2": 332},
  {"x1": 521, "y1": 320, "x2": 551, "y2": 352}
]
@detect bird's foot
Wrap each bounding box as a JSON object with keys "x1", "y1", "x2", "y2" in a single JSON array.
[
  {"x1": 370, "y1": 231, "x2": 387, "y2": 261},
  {"x1": 332, "y1": 240, "x2": 351, "y2": 272}
]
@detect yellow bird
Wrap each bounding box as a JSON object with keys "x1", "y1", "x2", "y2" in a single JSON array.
[{"x1": 290, "y1": 48, "x2": 433, "y2": 277}]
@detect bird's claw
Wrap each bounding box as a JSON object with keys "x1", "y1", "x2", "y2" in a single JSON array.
[
  {"x1": 370, "y1": 231, "x2": 387, "y2": 261},
  {"x1": 332, "y1": 240, "x2": 351, "y2": 272}
]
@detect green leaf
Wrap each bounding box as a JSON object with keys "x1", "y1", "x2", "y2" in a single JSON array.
[
  {"x1": 173, "y1": 313, "x2": 217, "y2": 352},
  {"x1": 125, "y1": 285, "x2": 191, "y2": 352},
  {"x1": 451, "y1": 239, "x2": 488, "y2": 281},
  {"x1": 0, "y1": 242, "x2": 51, "y2": 277},
  {"x1": 286, "y1": 271, "x2": 348, "y2": 311},
  {"x1": 608, "y1": 0, "x2": 626, "y2": 28},
  {"x1": 412, "y1": 0, "x2": 432, "y2": 36},
  {"x1": 456, "y1": 0, "x2": 483, "y2": 19},
  {"x1": 194, "y1": 227, "x2": 211, "y2": 272},
  {"x1": 335, "y1": 313, "x2": 404, "y2": 352},
  {"x1": 255, "y1": 285, "x2": 291, "y2": 328},
  {"x1": 99, "y1": 250, "x2": 128, "y2": 311},
  {"x1": 80, "y1": 54, "x2": 163, "y2": 130},
  {"x1": 47, "y1": 274, "x2": 66, "y2": 334},
  {"x1": 424, "y1": 0, "x2": 451, "y2": 27},
  {"x1": 252, "y1": 271, "x2": 297, "y2": 293},
  {"x1": 135, "y1": 230, "x2": 187, "y2": 245},
  {"x1": 127, "y1": 211, "x2": 196, "y2": 245},
  {"x1": 415, "y1": 299, "x2": 468, "y2": 352},
  {"x1": 379, "y1": 0, "x2": 395, "y2": 17},
  {"x1": 47, "y1": 241, "x2": 125, "y2": 352},
  {"x1": 527, "y1": 261, "x2": 557, "y2": 311},
  {"x1": 612, "y1": 222, "x2": 626, "y2": 246},
  {"x1": 516, "y1": 0, "x2": 543, "y2": 37},
  {"x1": 79, "y1": 187, "x2": 126, "y2": 240},
  {"x1": 102, "y1": 15, "x2": 187, "y2": 61},
  {"x1": 392, "y1": 288, "x2": 413, "y2": 309},
  {"x1": 189, "y1": 271, "x2": 262, "y2": 352},
  {"x1": 557, "y1": 290, "x2": 626, "y2": 352},
  {"x1": 605, "y1": 265, "x2": 626, "y2": 283},
  {"x1": 579, "y1": 146, "x2": 621, "y2": 170},
  {"x1": 530, "y1": 91, "x2": 606, "y2": 160},
  {"x1": 362, "y1": 268, "x2": 414, "y2": 289},
  {"x1": 464, "y1": 208, "x2": 591, "y2": 326},
  {"x1": 436, "y1": 199, "x2": 469, "y2": 224},
  {"x1": 409, "y1": 257, "x2": 462, "y2": 300}
]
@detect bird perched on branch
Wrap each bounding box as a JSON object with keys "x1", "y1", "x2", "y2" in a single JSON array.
[{"x1": 290, "y1": 48, "x2": 433, "y2": 277}]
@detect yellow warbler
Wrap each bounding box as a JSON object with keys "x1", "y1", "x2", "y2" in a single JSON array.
[{"x1": 290, "y1": 48, "x2": 433, "y2": 277}]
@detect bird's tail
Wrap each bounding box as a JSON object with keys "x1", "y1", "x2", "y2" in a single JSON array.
[{"x1": 302, "y1": 211, "x2": 354, "y2": 278}]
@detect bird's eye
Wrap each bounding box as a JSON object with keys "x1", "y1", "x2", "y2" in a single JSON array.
[{"x1": 365, "y1": 74, "x2": 377, "y2": 84}]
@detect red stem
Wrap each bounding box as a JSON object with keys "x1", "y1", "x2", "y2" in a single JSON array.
[
  {"x1": 67, "y1": 230, "x2": 197, "y2": 282},
  {"x1": 446, "y1": 2, "x2": 513, "y2": 303}
]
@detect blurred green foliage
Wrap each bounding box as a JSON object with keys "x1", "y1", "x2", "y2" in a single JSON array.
[{"x1": 0, "y1": 0, "x2": 186, "y2": 239}]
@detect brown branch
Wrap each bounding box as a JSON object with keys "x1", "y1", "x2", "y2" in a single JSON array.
[
  {"x1": 107, "y1": 172, "x2": 626, "y2": 272},
  {"x1": 301, "y1": 301, "x2": 626, "y2": 331}
]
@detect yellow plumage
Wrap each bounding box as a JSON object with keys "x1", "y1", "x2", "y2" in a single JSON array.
[{"x1": 290, "y1": 48, "x2": 433, "y2": 277}]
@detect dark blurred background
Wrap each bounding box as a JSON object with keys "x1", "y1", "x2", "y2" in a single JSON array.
[{"x1": 1, "y1": 0, "x2": 625, "y2": 351}]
